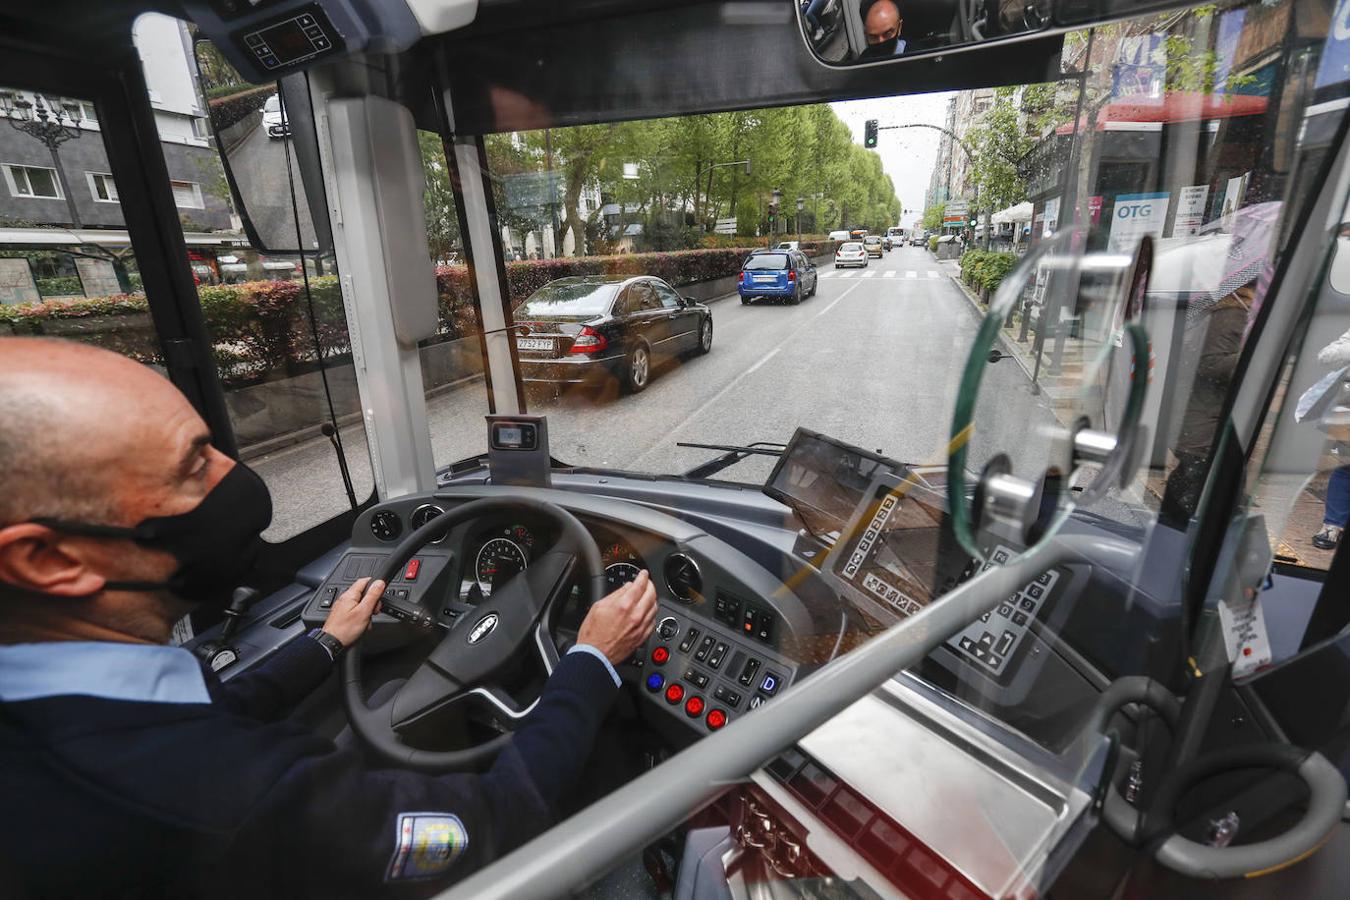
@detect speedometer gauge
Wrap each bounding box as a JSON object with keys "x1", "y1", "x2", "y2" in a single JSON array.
[
  {"x1": 475, "y1": 538, "x2": 527, "y2": 596},
  {"x1": 605, "y1": 563, "x2": 641, "y2": 591}
]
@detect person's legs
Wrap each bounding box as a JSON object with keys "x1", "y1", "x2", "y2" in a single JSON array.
[{"x1": 1314, "y1": 464, "x2": 1350, "y2": 548}]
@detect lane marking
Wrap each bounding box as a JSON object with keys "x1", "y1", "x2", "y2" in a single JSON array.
[
  {"x1": 818, "y1": 270, "x2": 834, "y2": 278},
  {"x1": 627, "y1": 278, "x2": 867, "y2": 468},
  {"x1": 883, "y1": 270, "x2": 896, "y2": 278},
  {"x1": 861, "y1": 270, "x2": 875, "y2": 278},
  {"x1": 905, "y1": 270, "x2": 918, "y2": 279},
  {"x1": 927, "y1": 271, "x2": 939, "y2": 279},
  {"x1": 839, "y1": 271, "x2": 855, "y2": 278}
]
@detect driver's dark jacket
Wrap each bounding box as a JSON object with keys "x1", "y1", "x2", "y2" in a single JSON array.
[{"x1": 0, "y1": 634, "x2": 619, "y2": 898}]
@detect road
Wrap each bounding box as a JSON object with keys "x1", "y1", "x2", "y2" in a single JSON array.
[
  {"x1": 226, "y1": 118, "x2": 319, "y2": 251},
  {"x1": 252, "y1": 246, "x2": 1060, "y2": 539}
]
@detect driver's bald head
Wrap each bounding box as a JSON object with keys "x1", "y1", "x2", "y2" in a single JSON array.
[
  {"x1": 0, "y1": 337, "x2": 199, "y2": 525},
  {"x1": 864, "y1": 0, "x2": 902, "y2": 42}
]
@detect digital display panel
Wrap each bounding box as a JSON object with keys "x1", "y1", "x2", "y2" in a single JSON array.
[
  {"x1": 763, "y1": 429, "x2": 900, "y2": 537},
  {"x1": 491, "y1": 422, "x2": 536, "y2": 451},
  {"x1": 833, "y1": 482, "x2": 953, "y2": 621},
  {"x1": 257, "y1": 19, "x2": 317, "y2": 63}
]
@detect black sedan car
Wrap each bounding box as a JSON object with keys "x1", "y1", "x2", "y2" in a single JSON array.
[{"x1": 512, "y1": 275, "x2": 712, "y2": 393}]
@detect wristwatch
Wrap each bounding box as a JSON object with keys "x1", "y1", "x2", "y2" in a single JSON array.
[{"x1": 307, "y1": 627, "x2": 346, "y2": 661}]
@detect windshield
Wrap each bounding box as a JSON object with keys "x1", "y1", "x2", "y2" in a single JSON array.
[
  {"x1": 744, "y1": 253, "x2": 789, "y2": 269},
  {"x1": 514, "y1": 280, "x2": 618, "y2": 318},
  {"x1": 839, "y1": 242, "x2": 862, "y2": 251}
]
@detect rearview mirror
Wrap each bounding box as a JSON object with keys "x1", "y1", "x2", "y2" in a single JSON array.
[
  {"x1": 194, "y1": 37, "x2": 331, "y2": 255},
  {"x1": 798, "y1": 0, "x2": 1052, "y2": 65}
]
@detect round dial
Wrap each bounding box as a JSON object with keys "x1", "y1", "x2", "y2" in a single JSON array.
[
  {"x1": 369, "y1": 510, "x2": 402, "y2": 542},
  {"x1": 663, "y1": 553, "x2": 703, "y2": 603},
  {"x1": 605, "y1": 562, "x2": 642, "y2": 592},
  {"x1": 475, "y1": 538, "x2": 527, "y2": 596},
  {"x1": 410, "y1": 504, "x2": 446, "y2": 541}
]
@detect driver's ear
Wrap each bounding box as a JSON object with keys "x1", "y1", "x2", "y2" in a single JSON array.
[{"x1": 0, "y1": 524, "x2": 106, "y2": 598}]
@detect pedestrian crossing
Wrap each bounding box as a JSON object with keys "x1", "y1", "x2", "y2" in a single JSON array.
[{"x1": 819, "y1": 268, "x2": 943, "y2": 279}]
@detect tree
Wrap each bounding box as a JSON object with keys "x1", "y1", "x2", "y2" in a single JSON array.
[
  {"x1": 418, "y1": 131, "x2": 460, "y2": 263},
  {"x1": 922, "y1": 203, "x2": 947, "y2": 232}
]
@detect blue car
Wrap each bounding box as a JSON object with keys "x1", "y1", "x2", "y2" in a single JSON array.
[{"x1": 738, "y1": 249, "x2": 818, "y2": 305}]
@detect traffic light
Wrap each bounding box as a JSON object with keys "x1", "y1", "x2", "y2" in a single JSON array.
[{"x1": 864, "y1": 119, "x2": 878, "y2": 148}]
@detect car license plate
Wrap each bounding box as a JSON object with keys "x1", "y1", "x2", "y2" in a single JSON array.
[
  {"x1": 516, "y1": 337, "x2": 555, "y2": 352},
  {"x1": 753, "y1": 275, "x2": 777, "y2": 282}
]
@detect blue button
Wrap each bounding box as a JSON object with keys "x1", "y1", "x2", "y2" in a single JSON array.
[
  {"x1": 760, "y1": 672, "x2": 781, "y2": 695},
  {"x1": 645, "y1": 673, "x2": 665, "y2": 692}
]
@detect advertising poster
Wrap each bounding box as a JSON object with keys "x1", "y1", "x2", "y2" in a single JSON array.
[
  {"x1": 0, "y1": 258, "x2": 40, "y2": 306},
  {"x1": 1315, "y1": 0, "x2": 1350, "y2": 90},
  {"x1": 1108, "y1": 192, "x2": 1170, "y2": 251},
  {"x1": 1221, "y1": 174, "x2": 1248, "y2": 228},
  {"x1": 1173, "y1": 185, "x2": 1210, "y2": 236},
  {"x1": 1042, "y1": 196, "x2": 1060, "y2": 236},
  {"x1": 74, "y1": 258, "x2": 121, "y2": 297}
]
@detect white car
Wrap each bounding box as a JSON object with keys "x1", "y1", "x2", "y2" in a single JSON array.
[
  {"x1": 262, "y1": 94, "x2": 289, "y2": 139},
  {"x1": 775, "y1": 241, "x2": 800, "y2": 251},
  {"x1": 834, "y1": 241, "x2": 867, "y2": 268}
]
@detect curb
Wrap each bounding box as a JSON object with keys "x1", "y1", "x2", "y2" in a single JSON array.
[{"x1": 943, "y1": 265, "x2": 1040, "y2": 389}]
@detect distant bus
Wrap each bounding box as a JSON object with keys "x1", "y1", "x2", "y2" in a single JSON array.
[{"x1": 886, "y1": 226, "x2": 904, "y2": 239}]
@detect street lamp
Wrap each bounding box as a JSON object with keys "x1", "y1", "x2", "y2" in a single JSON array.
[
  {"x1": 770, "y1": 188, "x2": 783, "y2": 242},
  {"x1": 0, "y1": 92, "x2": 85, "y2": 229},
  {"x1": 796, "y1": 196, "x2": 805, "y2": 243}
]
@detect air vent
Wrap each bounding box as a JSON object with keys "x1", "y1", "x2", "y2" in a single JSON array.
[{"x1": 663, "y1": 553, "x2": 703, "y2": 604}]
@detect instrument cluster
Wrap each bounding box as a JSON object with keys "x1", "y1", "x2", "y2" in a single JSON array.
[{"x1": 460, "y1": 518, "x2": 648, "y2": 601}]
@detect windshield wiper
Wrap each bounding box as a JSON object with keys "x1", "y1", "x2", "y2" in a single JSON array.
[{"x1": 677, "y1": 441, "x2": 786, "y2": 479}]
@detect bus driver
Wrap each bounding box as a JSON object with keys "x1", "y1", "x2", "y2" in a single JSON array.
[{"x1": 0, "y1": 336, "x2": 658, "y2": 897}]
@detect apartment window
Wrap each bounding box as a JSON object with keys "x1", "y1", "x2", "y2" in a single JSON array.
[
  {"x1": 170, "y1": 179, "x2": 204, "y2": 209},
  {"x1": 86, "y1": 172, "x2": 119, "y2": 202},
  {"x1": 79, "y1": 101, "x2": 98, "y2": 124},
  {"x1": 191, "y1": 116, "x2": 211, "y2": 139},
  {"x1": 2, "y1": 163, "x2": 62, "y2": 199}
]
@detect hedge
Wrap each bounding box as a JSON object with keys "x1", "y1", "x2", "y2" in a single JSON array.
[
  {"x1": 1, "y1": 247, "x2": 764, "y2": 388},
  {"x1": 207, "y1": 85, "x2": 272, "y2": 131},
  {"x1": 959, "y1": 249, "x2": 1019, "y2": 295}
]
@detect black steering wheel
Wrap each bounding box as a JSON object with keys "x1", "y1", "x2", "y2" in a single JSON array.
[{"x1": 341, "y1": 498, "x2": 606, "y2": 772}]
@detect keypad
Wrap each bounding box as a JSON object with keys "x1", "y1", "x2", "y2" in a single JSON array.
[{"x1": 945, "y1": 546, "x2": 1060, "y2": 677}]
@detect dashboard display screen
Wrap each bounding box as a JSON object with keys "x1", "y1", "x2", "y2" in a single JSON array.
[
  {"x1": 256, "y1": 19, "x2": 316, "y2": 63},
  {"x1": 763, "y1": 429, "x2": 901, "y2": 537}
]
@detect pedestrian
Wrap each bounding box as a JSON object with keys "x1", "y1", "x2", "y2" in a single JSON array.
[{"x1": 1311, "y1": 324, "x2": 1350, "y2": 550}]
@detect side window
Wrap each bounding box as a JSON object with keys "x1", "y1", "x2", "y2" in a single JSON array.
[
  {"x1": 654, "y1": 282, "x2": 681, "y2": 309},
  {"x1": 129, "y1": 14, "x2": 376, "y2": 541},
  {"x1": 630, "y1": 282, "x2": 660, "y2": 311},
  {"x1": 614, "y1": 288, "x2": 635, "y2": 316}
]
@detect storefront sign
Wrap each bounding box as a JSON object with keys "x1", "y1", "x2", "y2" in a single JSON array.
[
  {"x1": 0, "y1": 258, "x2": 40, "y2": 305},
  {"x1": 1107, "y1": 192, "x2": 1169, "y2": 252},
  {"x1": 75, "y1": 258, "x2": 121, "y2": 297},
  {"x1": 1173, "y1": 185, "x2": 1210, "y2": 237}
]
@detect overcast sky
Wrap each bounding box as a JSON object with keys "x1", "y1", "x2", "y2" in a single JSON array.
[{"x1": 831, "y1": 91, "x2": 954, "y2": 229}]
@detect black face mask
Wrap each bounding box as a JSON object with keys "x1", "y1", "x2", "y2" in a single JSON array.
[{"x1": 30, "y1": 462, "x2": 273, "y2": 607}]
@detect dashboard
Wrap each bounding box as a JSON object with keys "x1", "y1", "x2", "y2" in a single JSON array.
[{"x1": 300, "y1": 486, "x2": 819, "y2": 739}]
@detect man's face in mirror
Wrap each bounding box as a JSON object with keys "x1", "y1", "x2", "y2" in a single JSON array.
[{"x1": 864, "y1": 0, "x2": 902, "y2": 46}]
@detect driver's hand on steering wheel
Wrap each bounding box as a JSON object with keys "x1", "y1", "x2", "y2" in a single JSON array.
[
  {"x1": 323, "y1": 576, "x2": 385, "y2": 648},
  {"x1": 576, "y1": 570, "x2": 658, "y2": 664}
]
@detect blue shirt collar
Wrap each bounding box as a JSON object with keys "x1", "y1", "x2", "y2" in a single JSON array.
[{"x1": 0, "y1": 641, "x2": 211, "y2": 705}]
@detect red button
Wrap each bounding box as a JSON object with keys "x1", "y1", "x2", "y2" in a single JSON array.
[
  {"x1": 651, "y1": 646, "x2": 670, "y2": 665},
  {"x1": 685, "y1": 696, "x2": 705, "y2": 717},
  {"x1": 706, "y1": 709, "x2": 727, "y2": 730},
  {"x1": 664, "y1": 683, "x2": 684, "y2": 704},
  {"x1": 404, "y1": 558, "x2": 421, "y2": 581}
]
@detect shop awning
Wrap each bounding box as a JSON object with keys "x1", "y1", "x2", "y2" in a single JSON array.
[
  {"x1": 1055, "y1": 92, "x2": 1268, "y2": 134},
  {"x1": 991, "y1": 202, "x2": 1034, "y2": 224}
]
